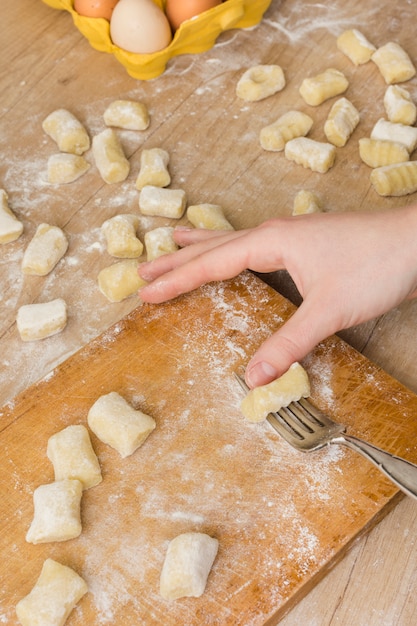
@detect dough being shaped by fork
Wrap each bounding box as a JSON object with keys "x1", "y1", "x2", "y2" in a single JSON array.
[
  {"x1": 47, "y1": 424, "x2": 102, "y2": 490},
  {"x1": 26, "y1": 479, "x2": 83, "y2": 544},
  {"x1": 16, "y1": 558, "x2": 88, "y2": 626},
  {"x1": 87, "y1": 391, "x2": 156, "y2": 458},
  {"x1": 0, "y1": 189, "x2": 23, "y2": 243},
  {"x1": 241, "y1": 362, "x2": 310, "y2": 422},
  {"x1": 160, "y1": 532, "x2": 219, "y2": 600},
  {"x1": 236, "y1": 65, "x2": 286, "y2": 102},
  {"x1": 21, "y1": 224, "x2": 68, "y2": 276}
]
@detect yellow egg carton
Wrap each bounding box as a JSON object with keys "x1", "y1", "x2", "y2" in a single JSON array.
[{"x1": 42, "y1": 0, "x2": 272, "y2": 80}]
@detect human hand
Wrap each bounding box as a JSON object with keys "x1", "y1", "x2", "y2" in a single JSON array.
[{"x1": 138, "y1": 206, "x2": 417, "y2": 388}]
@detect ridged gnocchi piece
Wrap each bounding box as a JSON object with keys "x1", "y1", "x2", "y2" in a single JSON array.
[
  {"x1": 186, "y1": 204, "x2": 234, "y2": 230},
  {"x1": 299, "y1": 68, "x2": 349, "y2": 106},
  {"x1": 144, "y1": 226, "x2": 178, "y2": 261},
  {"x1": 47, "y1": 153, "x2": 90, "y2": 184},
  {"x1": 260, "y1": 110, "x2": 314, "y2": 152},
  {"x1": 285, "y1": 137, "x2": 336, "y2": 173},
  {"x1": 16, "y1": 298, "x2": 68, "y2": 341},
  {"x1": 359, "y1": 138, "x2": 409, "y2": 168},
  {"x1": 370, "y1": 161, "x2": 417, "y2": 196},
  {"x1": 336, "y1": 29, "x2": 376, "y2": 65},
  {"x1": 103, "y1": 99, "x2": 150, "y2": 130},
  {"x1": 371, "y1": 42, "x2": 416, "y2": 84},
  {"x1": 0, "y1": 189, "x2": 23, "y2": 244},
  {"x1": 236, "y1": 65, "x2": 286, "y2": 102},
  {"x1": 92, "y1": 128, "x2": 130, "y2": 184},
  {"x1": 292, "y1": 190, "x2": 322, "y2": 215},
  {"x1": 98, "y1": 259, "x2": 147, "y2": 302},
  {"x1": 101, "y1": 214, "x2": 143, "y2": 258},
  {"x1": 135, "y1": 148, "x2": 170, "y2": 190},
  {"x1": 384, "y1": 85, "x2": 417, "y2": 125},
  {"x1": 42, "y1": 109, "x2": 90, "y2": 155},
  {"x1": 370, "y1": 118, "x2": 417, "y2": 153},
  {"x1": 139, "y1": 185, "x2": 186, "y2": 219},
  {"x1": 21, "y1": 224, "x2": 68, "y2": 276},
  {"x1": 324, "y1": 97, "x2": 360, "y2": 147}
]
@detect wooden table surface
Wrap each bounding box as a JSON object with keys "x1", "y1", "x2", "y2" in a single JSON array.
[{"x1": 1, "y1": 1, "x2": 417, "y2": 624}]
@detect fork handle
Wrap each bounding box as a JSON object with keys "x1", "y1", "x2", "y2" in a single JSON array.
[{"x1": 334, "y1": 435, "x2": 417, "y2": 500}]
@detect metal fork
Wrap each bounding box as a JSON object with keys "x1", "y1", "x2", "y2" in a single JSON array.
[{"x1": 234, "y1": 372, "x2": 417, "y2": 500}]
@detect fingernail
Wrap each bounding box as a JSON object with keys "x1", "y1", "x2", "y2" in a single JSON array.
[{"x1": 246, "y1": 361, "x2": 278, "y2": 388}]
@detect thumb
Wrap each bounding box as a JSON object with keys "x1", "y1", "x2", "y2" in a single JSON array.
[{"x1": 245, "y1": 298, "x2": 340, "y2": 388}]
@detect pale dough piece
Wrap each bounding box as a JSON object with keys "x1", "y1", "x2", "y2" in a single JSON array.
[
  {"x1": 285, "y1": 137, "x2": 336, "y2": 173},
  {"x1": 139, "y1": 185, "x2": 186, "y2": 219},
  {"x1": 186, "y1": 204, "x2": 234, "y2": 230},
  {"x1": 370, "y1": 161, "x2": 417, "y2": 196},
  {"x1": 135, "y1": 148, "x2": 170, "y2": 190},
  {"x1": 98, "y1": 259, "x2": 147, "y2": 302},
  {"x1": 26, "y1": 479, "x2": 83, "y2": 544},
  {"x1": 236, "y1": 65, "x2": 286, "y2": 102},
  {"x1": 359, "y1": 138, "x2": 409, "y2": 168},
  {"x1": 87, "y1": 391, "x2": 156, "y2": 458},
  {"x1": 47, "y1": 424, "x2": 102, "y2": 489},
  {"x1": 324, "y1": 97, "x2": 360, "y2": 147},
  {"x1": 384, "y1": 85, "x2": 417, "y2": 125},
  {"x1": 92, "y1": 128, "x2": 130, "y2": 184},
  {"x1": 144, "y1": 226, "x2": 178, "y2": 261},
  {"x1": 47, "y1": 153, "x2": 90, "y2": 184},
  {"x1": 241, "y1": 362, "x2": 310, "y2": 423},
  {"x1": 292, "y1": 190, "x2": 322, "y2": 215},
  {"x1": 371, "y1": 42, "x2": 416, "y2": 84},
  {"x1": 0, "y1": 189, "x2": 23, "y2": 243},
  {"x1": 42, "y1": 109, "x2": 90, "y2": 155},
  {"x1": 299, "y1": 68, "x2": 348, "y2": 106},
  {"x1": 260, "y1": 110, "x2": 314, "y2": 152},
  {"x1": 160, "y1": 532, "x2": 219, "y2": 600},
  {"x1": 101, "y1": 214, "x2": 143, "y2": 258},
  {"x1": 103, "y1": 99, "x2": 150, "y2": 130},
  {"x1": 336, "y1": 29, "x2": 376, "y2": 65},
  {"x1": 16, "y1": 298, "x2": 67, "y2": 342},
  {"x1": 15, "y1": 558, "x2": 88, "y2": 626},
  {"x1": 21, "y1": 223, "x2": 68, "y2": 276},
  {"x1": 370, "y1": 118, "x2": 417, "y2": 153}
]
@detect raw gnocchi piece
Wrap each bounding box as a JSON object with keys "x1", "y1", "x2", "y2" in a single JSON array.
[
  {"x1": 285, "y1": 137, "x2": 336, "y2": 173},
  {"x1": 26, "y1": 479, "x2": 83, "y2": 544},
  {"x1": 15, "y1": 558, "x2": 88, "y2": 626},
  {"x1": 101, "y1": 214, "x2": 143, "y2": 258},
  {"x1": 144, "y1": 226, "x2": 178, "y2": 261},
  {"x1": 260, "y1": 110, "x2": 314, "y2": 152},
  {"x1": 241, "y1": 362, "x2": 310, "y2": 423},
  {"x1": 384, "y1": 85, "x2": 417, "y2": 126},
  {"x1": 47, "y1": 153, "x2": 90, "y2": 184},
  {"x1": 359, "y1": 138, "x2": 409, "y2": 168},
  {"x1": 0, "y1": 189, "x2": 23, "y2": 243},
  {"x1": 371, "y1": 42, "x2": 416, "y2": 84},
  {"x1": 21, "y1": 223, "x2": 68, "y2": 276},
  {"x1": 292, "y1": 190, "x2": 322, "y2": 215},
  {"x1": 87, "y1": 391, "x2": 156, "y2": 458},
  {"x1": 336, "y1": 29, "x2": 376, "y2": 65},
  {"x1": 16, "y1": 298, "x2": 67, "y2": 342},
  {"x1": 42, "y1": 109, "x2": 90, "y2": 155},
  {"x1": 139, "y1": 185, "x2": 186, "y2": 219},
  {"x1": 135, "y1": 148, "x2": 170, "y2": 190},
  {"x1": 324, "y1": 97, "x2": 360, "y2": 147},
  {"x1": 47, "y1": 424, "x2": 102, "y2": 490},
  {"x1": 160, "y1": 532, "x2": 219, "y2": 600},
  {"x1": 98, "y1": 259, "x2": 147, "y2": 302},
  {"x1": 236, "y1": 65, "x2": 286, "y2": 102},
  {"x1": 92, "y1": 128, "x2": 130, "y2": 184},
  {"x1": 370, "y1": 118, "x2": 417, "y2": 153},
  {"x1": 186, "y1": 204, "x2": 234, "y2": 230},
  {"x1": 299, "y1": 68, "x2": 349, "y2": 106},
  {"x1": 370, "y1": 161, "x2": 417, "y2": 196},
  {"x1": 103, "y1": 99, "x2": 150, "y2": 130}
]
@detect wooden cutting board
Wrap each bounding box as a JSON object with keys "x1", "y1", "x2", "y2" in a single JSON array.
[{"x1": 2, "y1": 272, "x2": 417, "y2": 625}]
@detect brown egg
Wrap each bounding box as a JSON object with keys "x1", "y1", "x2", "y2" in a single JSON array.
[
  {"x1": 165, "y1": 0, "x2": 223, "y2": 31},
  {"x1": 74, "y1": 0, "x2": 119, "y2": 20}
]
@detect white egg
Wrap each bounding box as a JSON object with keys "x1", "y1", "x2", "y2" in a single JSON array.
[{"x1": 110, "y1": 0, "x2": 172, "y2": 54}]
